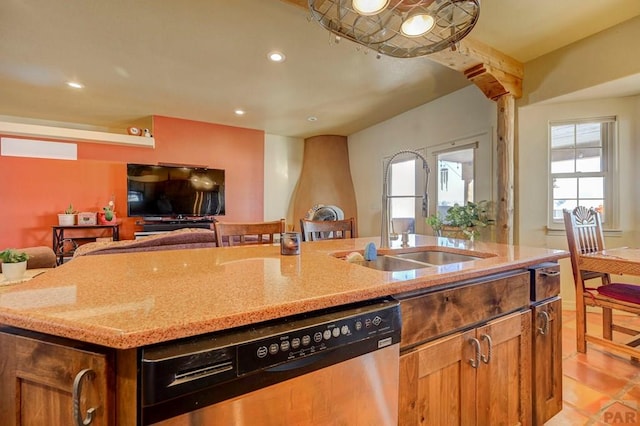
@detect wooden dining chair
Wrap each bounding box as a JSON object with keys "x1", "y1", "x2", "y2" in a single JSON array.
[
  {"x1": 299, "y1": 218, "x2": 357, "y2": 242},
  {"x1": 214, "y1": 219, "x2": 285, "y2": 247},
  {"x1": 563, "y1": 206, "x2": 640, "y2": 359}
]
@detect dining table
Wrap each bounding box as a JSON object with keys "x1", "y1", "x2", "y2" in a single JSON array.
[{"x1": 579, "y1": 247, "x2": 640, "y2": 276}]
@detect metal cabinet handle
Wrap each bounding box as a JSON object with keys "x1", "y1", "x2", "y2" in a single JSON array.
[
  {"x1": 72, "y1": 368, "x2": 97, "y2": 426},
  {"x1": 540, "y1": 270, "x2": 560, "y2": 277},
  {"x1": 480, "y1": 334, "x2": 492, "y2": 364},
  {"x1": 538, "y1": 310, "x2": 551, "y2": 336},
  {"x1": 469, "y1": 338, "x2": 481, "y2": 368}
]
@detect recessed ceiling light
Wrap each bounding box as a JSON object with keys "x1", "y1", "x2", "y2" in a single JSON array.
[
  {"x1": 234, "y1": 109, "x2": 246, "y2": 116},
  {"x1": 66, "y1": 81, "x2": 84, "y2": 89},
  {"x1": 267, "y1": 51, "x2": 286, "y2": 63},
  {"x1": 307, "y1": 116, "x2": 318, "y2": 122}
]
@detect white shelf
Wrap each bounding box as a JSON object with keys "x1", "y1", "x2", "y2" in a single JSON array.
[{"x1": 0, "y1": 121, "x2": 155, "y2": 148}]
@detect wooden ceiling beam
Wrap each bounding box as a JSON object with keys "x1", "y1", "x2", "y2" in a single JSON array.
[{"x1": 280, "y1": 0, "x2": 524, "y2": 99}]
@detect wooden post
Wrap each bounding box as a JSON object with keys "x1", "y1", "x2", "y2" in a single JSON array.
[{"x1": 496, "y1": 94, "x2": 515, "y2": 244}]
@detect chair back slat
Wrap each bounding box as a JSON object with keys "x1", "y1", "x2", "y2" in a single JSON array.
[
  {"x1": 563, "y1": 206, "x2": 609, "y2": 288},
  {"x1": 300, "y1": 218, "x2": 357, "y2": 242},
  {"x1": 570, "y1": 206, "x2": 605, "y2": 255},
  {"x1": 214, "y1": 219, "x2": 285, "y2": 247}
]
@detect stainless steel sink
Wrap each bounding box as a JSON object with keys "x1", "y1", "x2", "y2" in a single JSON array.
[
  {"x1": 349, "y1": 249, "x2": 486, "y2": 272},
  {"x1": 354, "y1": 256, "x2": 426, "y2": 272},
  {"x1": 394, "y1": 250, "x2": 482, "y2": 265}
]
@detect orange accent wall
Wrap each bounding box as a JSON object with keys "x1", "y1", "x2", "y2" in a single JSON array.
[{"x1": 0, "y1": 116, "x2": 264, "y2": 248}]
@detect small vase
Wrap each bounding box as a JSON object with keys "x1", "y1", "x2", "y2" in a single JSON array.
[
  {"x1": 58, "y1": 214, "x2": 76, "y2": 226},
  {"x1": 2, "y1": 261, "x2": 27, "y2": 281},
  {"x1": 98, "y1": 212, "x2": 117, "y2": 225}
]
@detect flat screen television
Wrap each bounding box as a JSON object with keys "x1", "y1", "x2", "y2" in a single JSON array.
[{"x1": 127, "y1": 164, "x2": 225, "y2": 218}]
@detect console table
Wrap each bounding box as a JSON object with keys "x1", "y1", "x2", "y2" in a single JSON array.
[{"x1": 52, "y1": 223, "x2": 121, "y2": 265}]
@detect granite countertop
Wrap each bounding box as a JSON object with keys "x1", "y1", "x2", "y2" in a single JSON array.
[{"x1": 0, "y1": 235, "x2": 567, "y2": 349}]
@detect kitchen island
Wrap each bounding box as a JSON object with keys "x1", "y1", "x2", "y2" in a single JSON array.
[{"x1": 0, "y1": 235, "x2": 567, "y2": 425}]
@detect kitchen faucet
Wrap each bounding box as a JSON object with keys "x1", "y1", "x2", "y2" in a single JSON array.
[{"x1": 381, "y1": 149, "x2": 430, "y2": 249}]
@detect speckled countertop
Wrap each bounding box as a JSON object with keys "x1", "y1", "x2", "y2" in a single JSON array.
[{"x1": 0, "y1": 235, "x2": 567, "y2": 349}]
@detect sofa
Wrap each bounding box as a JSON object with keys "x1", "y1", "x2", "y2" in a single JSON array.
[
  {"x1": 0, "y1": 246, "x2": 57, "y2": 273},
  {"x1": 73, "y1": 228, "x2": 217, "y2": 258}
]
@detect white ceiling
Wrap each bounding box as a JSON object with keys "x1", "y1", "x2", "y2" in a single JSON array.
[{"x1": 1, "y1": 0, "x2": 639, "y2": 138}]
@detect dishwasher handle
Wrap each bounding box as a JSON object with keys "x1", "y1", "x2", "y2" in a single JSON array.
[{"x1": 264, "y1": 351, "x2": 329, "y2": 373}]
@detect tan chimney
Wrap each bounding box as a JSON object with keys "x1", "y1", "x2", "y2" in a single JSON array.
[{"x1": 291, "y1": 135, "x2": 357, "y2": 231}]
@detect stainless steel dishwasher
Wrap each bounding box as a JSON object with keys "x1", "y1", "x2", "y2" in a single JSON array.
[{"x1": 140, "y1": 297, "x2": 401, "y2": 425}]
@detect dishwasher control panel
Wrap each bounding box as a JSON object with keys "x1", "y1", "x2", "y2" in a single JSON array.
[
  {"x1": 141, "y1": 297, "x2": 400, "y2": 424},
  {"x1": 236, "y1": 297, "x2": 400, "y2": 374}
]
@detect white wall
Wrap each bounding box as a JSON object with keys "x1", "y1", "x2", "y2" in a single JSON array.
[
  {"x1": 348, "y1": 85, "x2": 496, "y2": 237},
  {"x1": 515, "y1": 17, "x2": 640, "y2": 309},
  {"x1": 263, "y1": 134, "x2": 304, "y2": 229},
  {"x1": 522, "y1": 16, "x2": 640, "y2": 106},
  {"x1": 518, "y1": 95, "x2": 640, "y2": 306}
]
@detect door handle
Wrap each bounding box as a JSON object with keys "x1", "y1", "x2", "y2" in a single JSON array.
[
  {"x1": 538, "y1": 310, "x2": 551, "y2": 336},
  {"x1": 469, "y1": 337, "x2": 481, "y2": 368},
  {"x1": 480, "y1": 334, "x2": 492, "y2": 364},
  {"x1": 73, "y1": 368, "x2": 97, "y2": 426}
]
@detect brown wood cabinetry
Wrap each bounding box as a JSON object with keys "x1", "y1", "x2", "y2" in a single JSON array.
[
  {"x1": 398, "y1": 270, "x2": 533, "y2": 425},
  {"x1": 0, "y1": 329, "x2": 115, "y2": 426},
  {"x1": 531, "y1": 298, "x2": 562, "y2": 424},
  {"x1": 399, "y1": 311, "x2": 532, "y2": 425},
  {"x1": 529, "y1": 262, "x2": 563, "y2": 425}
]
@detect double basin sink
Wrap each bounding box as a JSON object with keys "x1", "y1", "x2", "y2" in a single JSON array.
[{"x1": 342, "y1": 247, "x2": 492, "y2": 272}]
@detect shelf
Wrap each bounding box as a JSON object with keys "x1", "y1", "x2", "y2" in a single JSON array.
[
  {"x1": 53, "y1": 223, "x2": 121, "y2": 265},
  {"x1": 0, "y1": 121, "x2": 155, "y2": 148}
]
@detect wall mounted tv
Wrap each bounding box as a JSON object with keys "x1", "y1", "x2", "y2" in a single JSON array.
[{"x1": 127, "y1": 164, "x2": 225, "y2": 218}]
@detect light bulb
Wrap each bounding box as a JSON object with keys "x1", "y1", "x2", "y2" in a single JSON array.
[
  {"x1": 267, "y1": 51, "x2": 286, "y2": 62},
  {"x1": 401, "y1": 14, "x2": 435, "y2": 37},
  {"x1": 352, "y1": 0, "x2": 389, "y2": 16}
]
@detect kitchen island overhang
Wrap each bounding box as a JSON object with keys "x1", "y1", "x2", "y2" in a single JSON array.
[{"x1": 0, "y1": 235, "x2": 567, "y2": 349}]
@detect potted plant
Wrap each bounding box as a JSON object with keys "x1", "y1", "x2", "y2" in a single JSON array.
[
  {"x1": 58, "y1": 203, "x2": 76, "y2": 226},
  {"x1": 98, "y1": 198, "x2": 117, "y2": 225},
  {"x1": 426, "y1": 200, "x2": 492, "y2": 241},
  {"x1": 0, "y1": 248, "x2": 29, "y2": 281}
]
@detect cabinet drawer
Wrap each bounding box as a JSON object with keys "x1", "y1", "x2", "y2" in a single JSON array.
[
  {"x1": 529, "y1": 262, "x2": 560, "y2": 302},
  {"x1": 398, "y1": 270, "x2": 530, "y2": 349}
]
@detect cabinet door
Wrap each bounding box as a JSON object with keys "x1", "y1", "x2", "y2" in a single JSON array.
[
  {"x1": 399, "y1": 329, "x2": 477, "y2": 426},
  {"x1": 0, "y1": 331, "x2": 113, "y2": 426},
  {"x1": 475, "y1": 311, "x2": 532, "y2": 426},
  {"x1": 532, "y1": 298, "x2": 562, "y2": 425}
]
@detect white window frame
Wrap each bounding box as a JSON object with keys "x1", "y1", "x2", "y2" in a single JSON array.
[{"x1": 547, "y1": 116, "x2": 618, "y2": 230}]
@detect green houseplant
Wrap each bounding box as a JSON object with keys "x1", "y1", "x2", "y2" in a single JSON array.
[
  {"x1": 426, "y1": 200, "x2": 492, "y2": 241},
  {"x1": 0, "y1": 248, "x2": 29, "y2": 281},
  {"x1": 58, "y1": 203, "x2": 77, "y2": 226},
  {"x1": 98, "y1": 198, "x2": 116, "y2": 225}
]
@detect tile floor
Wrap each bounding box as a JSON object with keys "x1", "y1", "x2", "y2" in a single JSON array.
[{"x1": 545, "y1": 310, "x2": 640, "y2": 425}]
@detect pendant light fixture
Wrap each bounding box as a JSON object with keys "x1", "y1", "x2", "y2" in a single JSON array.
[{"x1": 308, "y1": 0, "x2": 480, "y2": 58}]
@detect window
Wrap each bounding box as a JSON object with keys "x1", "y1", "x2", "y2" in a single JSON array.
[
  {"x1": 385, "y1": 149, "x2": 428, "y2": 235},
  {"x1": 388, "y1": 157, "x2": 417, "y2": 234},
  {"x1": 549, "y1": 118, "x2": 616, "y2": 228},
  {"x1": 434, "y1": 146, "x2": 476, "y2": 218}
]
